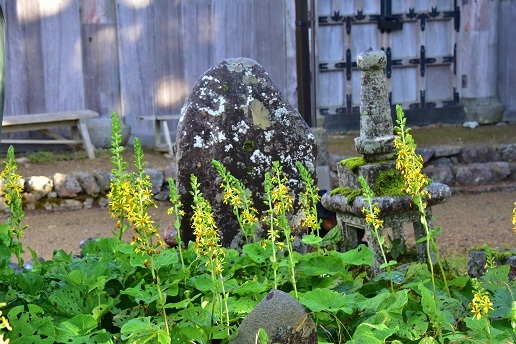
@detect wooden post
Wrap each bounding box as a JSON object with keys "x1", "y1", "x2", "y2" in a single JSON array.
[{"x1": 295, "y1": 0, "x2": 313, "y2": 127}]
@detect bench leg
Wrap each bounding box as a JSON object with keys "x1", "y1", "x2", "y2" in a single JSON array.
[
  {"x1": 161, "y1": 121, "x2": 174, "y2": 155},
  {"x1": 77, "y1": 119, "x2": 96, "y2": 159}
]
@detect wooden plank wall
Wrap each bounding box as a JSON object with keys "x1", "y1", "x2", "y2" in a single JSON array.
[
  {"x1": 498, "y1": 0, "x2": 516, "y2": 121},
  {"x1": 3, "y1": 0, "x2": 297, "y2": 141}
]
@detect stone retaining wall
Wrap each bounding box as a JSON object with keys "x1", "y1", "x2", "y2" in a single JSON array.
[
  {"x1": 419, "y1": 143, "x2": 516, "y2": 191},
  {"x1": 0, "y1": 167, "x2": 177, "y2": 213},
  {"x1": 329, "y1": 143, "x2": 516, "y2": 192},
  {"x1": 1, "y1": 143, "x2": 515, "y2": 213}
]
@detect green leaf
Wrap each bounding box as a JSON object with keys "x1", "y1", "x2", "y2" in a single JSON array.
[
  {"x1": 177, "y1": 325, "x2": 206, "y2": 343},
  {"x1": 81, "y1": 237, "x2": 121, "y2": 256},
  {"x1": 48, "y1": 285, "x2": 83, "y2": 318},
  {"x1": 296, "y1": 254, "x2": 345, "y2": 276},
  {"x1": 242, "y1": 242, "x2": 272, "y2": 264},
  {"x1": 228, "y1": 296, "x2": 259, "y2": 315},
  {"x1": 300, "y1": 289, "x2": 354, "y2": 314},
  {"x1": 360, "y1": 290, "x2": 408, "y2": 314},
  {"x1": 121, "y1": 279, "x2": 160, "y2": 305},
  {"x1": 418, "y1": 284, "x2": 448, "y2": 333},
  {"x1": 256, "y1": 328, "x2": 268, "y2": 344},
  {"x1": 55, "y1": 314, "x2": 113, "y2": 343},
  {"x1": 233, "y1": 280, "x2": 268, "y2": 296},
  {"x1": 396, "y1": 311, "x2": 428, "y2": 340},
  {"x1": 92, "y1": 299, "x2": 116, "y2": 321},
  {"x1": 380, "y1": 260, "x2": 397, "y2": 269},
  {"x1": 164, "y1": 294, "x2": 201, "y2": 310},
  {"x1": 153, "y1": 249, "x2": 179, "y2": 270},
  {"x1": 338, "y1": 245, "x2": 373, "y2": 266},
  {"x1": 130, "y1": 251, "x2": 153, "y2": 268},
  {"x1": 447, "y1": 275, "x2": 470, "y2": 288},
  {"x1": 191, "y1": 274, "x2": 215, "y2": 292},
  {"x1": 351, "y1": 323, "x2": 396, "y2": 343},
  {"x1": 301, "y1": 234, "x2": 322, "y2": 246},
  {"x1": 16, "y1": 272, "x2": 44, "y2": 295},
  {"x1": 120, "y1": 317, "x2": 171, "y2": 344},
  {"x1": 6, "y1": 304, "x2": 55, "y2": 343},
  {"x1": 176, "y1": 307, "x2": 212, "y2": 327}
]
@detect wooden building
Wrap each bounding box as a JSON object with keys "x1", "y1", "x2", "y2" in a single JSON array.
[{"x1": 1, "y1": 0, "x2": 515, "y2": 147}]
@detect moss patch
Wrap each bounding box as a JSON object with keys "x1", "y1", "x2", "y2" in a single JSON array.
[
  {"x1": 340, "y1": 156, "x2": 366, "y2": 173},
  {"x1": 373, "y1": 169, "x2": 405, "y2": 197},
  {"x1": 330, "y1": 187, "x2": 362, "y2": 205},
  {"x1": 242, "y1": 140, "x2": 255, "y2": 152}
]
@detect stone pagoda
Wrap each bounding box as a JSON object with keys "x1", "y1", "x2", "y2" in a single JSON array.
[{"x1": 321, "y1": 49, "x2": 452, "y2": 273}]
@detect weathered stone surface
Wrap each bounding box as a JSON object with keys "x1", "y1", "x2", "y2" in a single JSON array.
[
  {"x1": 323, "y1": 182, "x2": 451, "y2": 217},
  {"x1": 459, "y1": 145, "x2": 500, "y2": 164},
  {"x1": 153, "y1": 190, "x2": 170, "y2": 201},
  {"x1": 311, "y1": 127, "x2": 330, "y2": 166},
  {"x1": 432, "y1": 157, "x2": 453, "y2": 166},
  {"x1": 416, "y1": 147, "x2": 434, "y2": 164},
  {"x1": 423, "y1": 165, "x2": 455, "y2": 185},
  {"x1": 53, "y1": 173, "x2": 83, "y2": 198},
  {"x1": 354, "y1": 49, "x2": 396, "y2": 162},
  {"x1": 176, "y1": 58, "x2": 317, "y2": 248},
  {"x1": 75, "y1": 172, "x2": 101, "y2": 196},
  {"x1": 83, "y1": 197, "x2": 94, "y2": 209},
  {"x1": 25, "y1": 176, "x2": 53, "y2": 200},
  {"x1": 453, "y1": 162, "x2": 510, "y2": 186},
  {"x1": 230, "y1": 290, "x2": 317, "y2": 344},
  {"x1": 144, "y1": 168, "x2": 164, "y2": 195},
  {"x1": 433, "y1": 145, "x2": 462, "y2": 158},
  {"x1": 462, "y1": 96, "x2": 504, "y2": 124},
  {"x1": 468, "y1": 250, "x2": 487, "y2": 277},
  {"x1": 500, "y1": 143, "x2": 516, "y2": 162},
  {"x1": 490, "y1": 161, "x2": 511, "y2": 181},
  {"x1": 508, "y1": 162, "x2": 516, "y2": 181},
  {"x1": 23, "y1": 193, "x2": 36, "y2": 210},
  {"x1": 163, "y1": 166, "x2": 178, "y2": 182},
  {"x1": 93, "y1": 170, "x2": 112, "y2": 193}
]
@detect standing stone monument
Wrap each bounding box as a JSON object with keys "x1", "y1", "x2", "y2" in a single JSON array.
[
  {"x1": 176, "y1": 58, "x2": 317, "y2": 248},
  {"x1": 321, "y1": 49, "x2": 451, "y2": 273}
]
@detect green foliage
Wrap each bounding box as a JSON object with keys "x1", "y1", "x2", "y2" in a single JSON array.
[{"x1": 0, "y1": 113, "x2": 514, "y2": 343}]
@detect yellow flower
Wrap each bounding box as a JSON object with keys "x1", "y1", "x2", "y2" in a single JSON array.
[
  {"x1": 512, "y1": 201, "x2": 516, "y2": 234},
  {"x1": 470, "y1": 291, "x2": 493, "y2": 320}
]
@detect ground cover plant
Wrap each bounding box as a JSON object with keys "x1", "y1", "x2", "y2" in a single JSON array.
[{"x1": 0, "y1": 109, "x2": 514, "y2": 343}]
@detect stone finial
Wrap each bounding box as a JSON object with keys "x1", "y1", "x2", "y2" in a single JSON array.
[{"x1": 354, "y1": 49, "x2": 396, "y2": 162}]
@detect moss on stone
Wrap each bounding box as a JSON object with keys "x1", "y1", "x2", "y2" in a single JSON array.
[
  {"x1": 373, "y1": 169, "x2": 405, "y2": 197},
  {"x1": 330, "y1": 187, "x2": 362, "y2": 205},
  {"x1": 340, "y1": 156, "x2": 366, "y2": 173},
  {"x1": 243, "y1": 140, "x2": 255, "y2": 152}
]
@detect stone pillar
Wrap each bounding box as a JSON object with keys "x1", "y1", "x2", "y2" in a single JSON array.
[
  {"x1": 459, "y1": 0, "x2": 504, "y2": 124},
  {"x1": 354, "y1": 49, "x2": 396, "y2": 163}
]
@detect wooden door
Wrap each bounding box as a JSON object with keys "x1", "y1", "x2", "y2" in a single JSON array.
[{"x1": 314, "y1": 0, "x2": 461, "y2": 131}]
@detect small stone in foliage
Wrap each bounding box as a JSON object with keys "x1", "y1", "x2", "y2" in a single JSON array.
[{"x1": 230, "y1": 289, "x2": 317, "y2": 344}]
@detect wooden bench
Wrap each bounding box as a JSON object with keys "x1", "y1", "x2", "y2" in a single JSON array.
[
  {"x1": 136, "y1": 114, "x2": 180, "y2": 155},
  {"x1": 1, "y1": 110, "x2": 99, "y2": 159}
]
